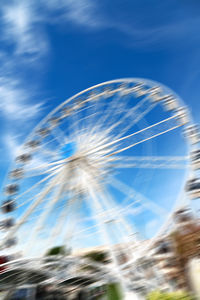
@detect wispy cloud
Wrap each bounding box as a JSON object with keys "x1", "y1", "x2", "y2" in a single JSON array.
[
  {"x1": 111, "y1": 17, "x2": 200, "y2": 49},
  {"x1": 0, "y1": 1, "x2": 46, "y2": 133},
  {"x1": 0, "y1": 1, "x2": 47, "y2": 156},
  {"x1": 43, "y1": 0, "x2": 102, "y2": 28},
  {"x1": 0, "y1": 0, "x2": 102, "y2": 151},
  {"x1": 1, "y1": 1, "x2": 48, "y2": 61},
  {"x1": 0, "y1": 77, "x2": 44, "y2": 121},
  {"x1": 0, "y1": 57, "x2": 44, "y2": 161},
  {"x1": 1, "y1": 0, "x2": 199, "y2": 60}
]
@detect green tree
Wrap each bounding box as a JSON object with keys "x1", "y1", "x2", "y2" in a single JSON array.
[
  {"x1": 107, "y1": 283, "x2": 123, "y2": 300},
  {"x1": 147, "y1": 290, "x2": 194, "y2": 300},
  {"x1": 45, "y1": 245, "x2": 70, "y2": 256},
  {"x1": 83, "y1": 250, "x2": 110, "y2": 264}
]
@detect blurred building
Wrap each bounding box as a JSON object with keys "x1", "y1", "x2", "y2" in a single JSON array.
[
  {"x1": 152, "y1": 208, "x2": 200, "y2": 291},
  {"x1": 71, "y1": 210, "x2": 200, "y2": 293}
]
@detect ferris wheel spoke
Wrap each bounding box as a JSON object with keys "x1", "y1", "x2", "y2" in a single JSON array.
[
  {"x1": 25, "y1": 159, "x2": 65, "y2": 171},
  {"x1": 82, "y1": 168, "x2": 126, "y2": 271},
  {"x1": 115, "y1": 162, "x2": 187, "y2": 169},
  {"x1": 12, "y1": 173, "x2": 61, "y2": 219},
  {"x1": 68, "y1": 101, "x2": 97, "y2": 142},
  {"x1": 84, "y1": 92, "x2": 105, "y2": 132},
  {"x1": 61, "y1": 199, "x2": 83, "y2": 250},
  {"x1": 104, "y1": 95, "x2": 155, "y2": 138},
  {"x1": 42, "y1": 117, "x2": 69, "y2": 148},
  {"x1": 110, "y1": 177, "x2": 167, "y2": 217},
  {"x1": 25, "y1": 171, "x2": 67, "y2": 254},
  {"x1": 67, "y1": 112, "x2": 94, "y2": 145},
  {"x1": 83, "y1": 176, "x2": 139, "y2": 285},
  {"x1": 0, "y1": 173, "x2": 60, "y2": 249},
  {"x1": 24, "y1": 138, "x2": 59, "y2": 161},
  {"x1": 113, "y1": 155, "x2": 188, "y2": 169},
  {"x1": 68, "y1": 107, "x2": 82, "y2": 144},
  {"x1": 76, "y1": 112, "x2": 99, "y2": 137},
  {"x1": 117, "y1": 155, "x2": 189, "y2": 162},
  {"x1": 38, "y1": 149, "x2": 59, "y2": 160},
  {"x1": 47, "y1": 127, "x2": 66, "y2": 148},
  {"x1": 14, "y1": 168, "x2": 61, "y2": 209},
  {"x1": 101, "y1": 193, "x2": 143, "y2": 218},
  {"x1": 114, "y1": 103, "x2": 156, "y2": 142},
  {"x1": 51, "y1": 122, "x2": 68, "y2": 144},
  {"x1": 24, "y1": 193, "x2": 74, "y2": 222},
  {"x1": 106, "y1": 120, "x2": 183, "y2": 158},
  {"x1": 95, "y1": 93, "x2": 147, "y2": 135},
  {"x1": 84, "y1": 115, "x2": 178, "y2": 158},
  {"x1": 19, "y1": 159, "x2": 65, "y2": 180},
  {"x1": 73, "y1": 221, "x2": 100, "y2": 238},
  {"x1": 82, "y1": 157, "x2": 140, "y2": 218},
  {"x1": 45, "y1": 195, "x2": 76, "y2": 250},
  {"x1": 22, "y1": 165, "x2": 62, "y2": 179},
  {"x1": 98, "y1": 189, "x2": 142, "y2": 260},
  {"x1": 33, "y1": 141, "x2": 61, "y2": 161},
  {"x1": 89, "y1": 92, "x2": 127, "y2": 135},
  {"x1": 76, "y1": 229, "x2": 102, "y2": 241},
  {"x1": 110, "y1": 102, "x2": 156, "y2": 146},
  {"x1": 109, "y1": 222, "x2": 140, "y2": 263},
  {"x1": 100, "y1": 189, "x2": 141, "y2": 238},
  {"x1": 88, "y1": 187, "x2": 142, "y2": 280},
  {"x1": 86, "y1": 184, "x2": 127, "y2": 281},
  {"x1": 44, "y1": 173, "x2": 80, "y2": 249}
]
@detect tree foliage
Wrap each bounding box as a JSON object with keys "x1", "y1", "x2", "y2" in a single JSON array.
[
  {"x1": 83, "y1": 250, "x2": 109, "y2": 264},
  {"x1": 147, "y1": 291, "x2": 194, "y2": 300},
  {"x1": 45, "y1": 245, "x2": 70, "y2": 256},
  {"x1": 107, "y1": 283, "x2": 123, "y2": 300}
]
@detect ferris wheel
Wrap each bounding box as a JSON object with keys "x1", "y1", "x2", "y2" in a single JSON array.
[{"x1": 0, "y1": 78, "x2": 200, "y2": 290}]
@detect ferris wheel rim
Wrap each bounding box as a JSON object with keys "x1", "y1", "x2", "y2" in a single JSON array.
[
  {"x1": 0, "y1": 77, "x2": 197, "y2": 266},
  {"x1": 19, "y1": 77, "x2": 189, "y2": 145}
]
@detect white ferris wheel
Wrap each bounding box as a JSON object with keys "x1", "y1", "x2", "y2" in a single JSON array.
[{"x1": 0, "y1": 78, "x2": 200, "y2": 291}]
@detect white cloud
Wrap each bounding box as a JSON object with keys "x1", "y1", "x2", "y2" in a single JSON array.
[
  {"x1": 0, "y1": 0, "x2": 102, "y2": 142},
  {"x1": 61, "y1": 0, "x2": 102, "y2": 28},
  {"x1": 111, "y1": 18, "x2": 200, "y2": 48},
  {"x1": 0, "y1": 0, "x2": 104, "y2": 68},
  {"x1": 43, "y1": 0, "x2": 102, "y2": 28},
  {"x1": 1, "y1": 1, "x2": 48, "y2": 60},
  {"x1": 0, "y1": 77, "x2": 44, "y2": 121},
  {"x1": 0, "y1": 60, "x2": 45, "y2": 163},
  {"x1": 1, "y1": 0, "x2": 102, "y2": 61},
  {"x1": 0, "y1": 2, "x2": 46, "y2": 142}
]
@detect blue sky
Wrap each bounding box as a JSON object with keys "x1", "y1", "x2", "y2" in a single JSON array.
[{"x1": 0, "y1": 0, "x2": 200, "y2": 250}]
